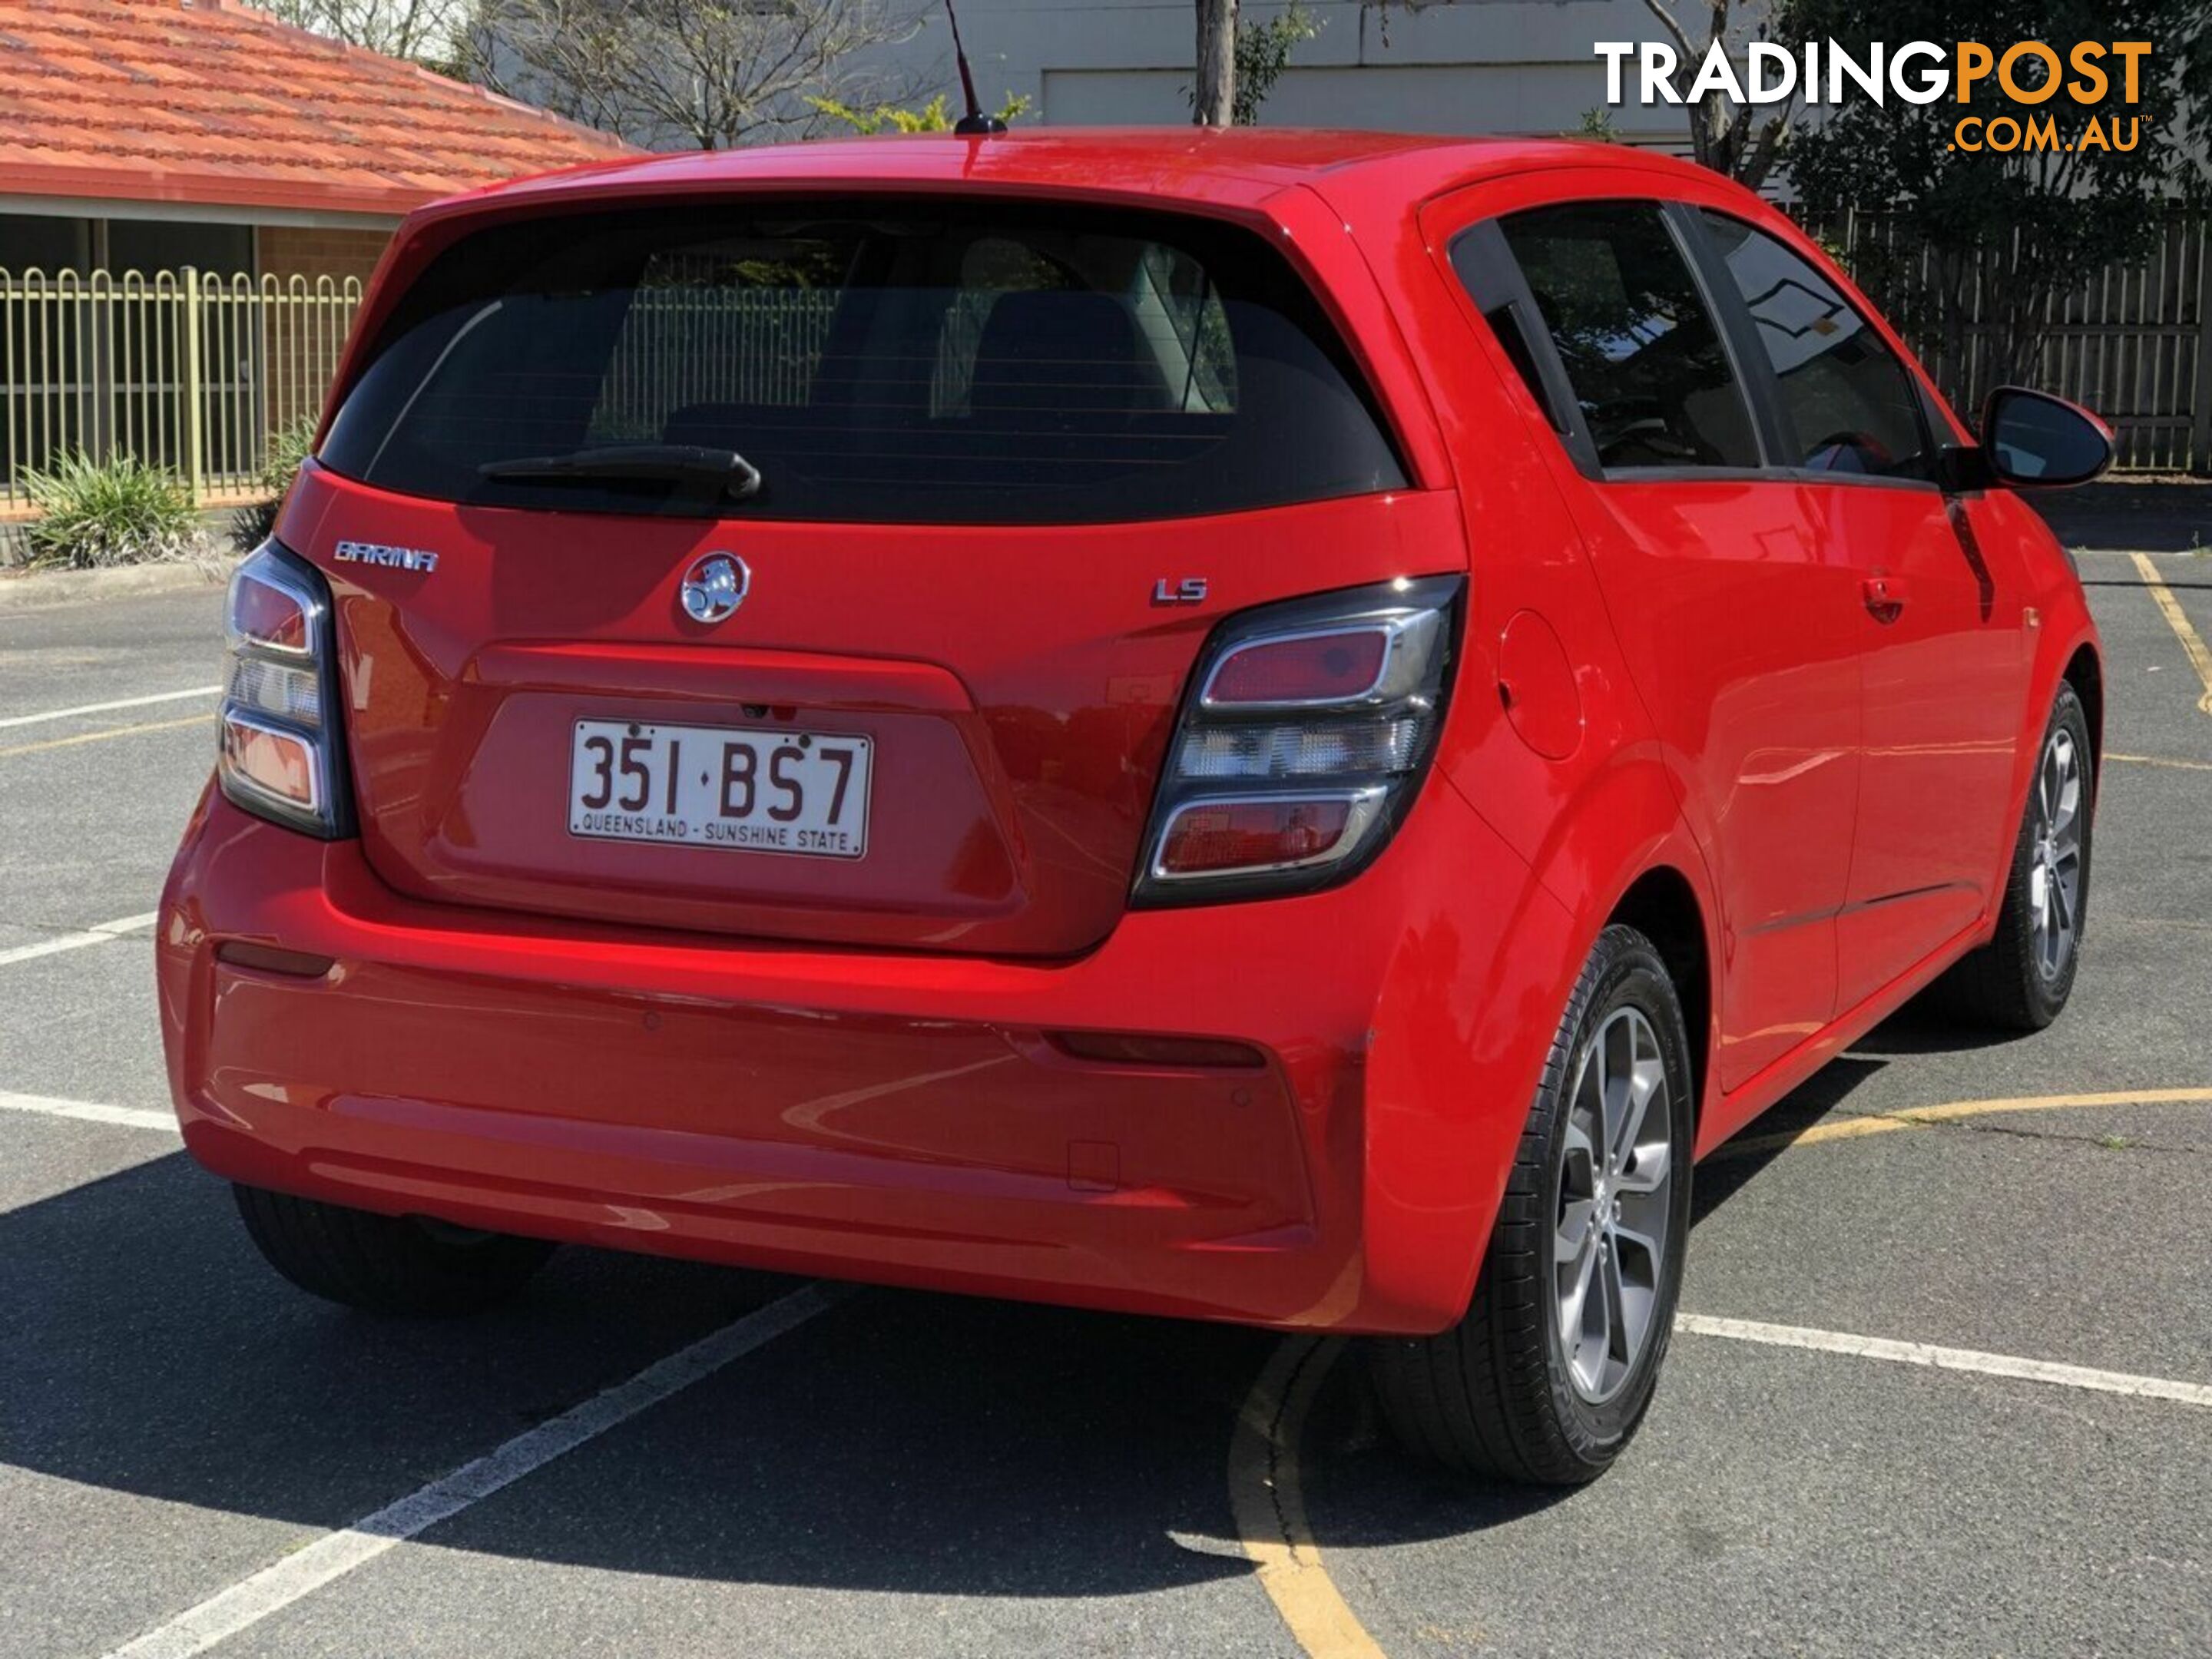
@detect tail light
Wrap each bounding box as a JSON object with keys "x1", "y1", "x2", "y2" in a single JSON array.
[
  {"x1": 1133, "y1": 575, "x2": 1462, "y2": 905},
  {"x1": 218, "y1": 542, "x2": 352, "y2": 838}
]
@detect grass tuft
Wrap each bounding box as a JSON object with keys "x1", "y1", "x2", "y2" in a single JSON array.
[{"x1": 20, "y1": 451, "x2": 200, "y2": 570}]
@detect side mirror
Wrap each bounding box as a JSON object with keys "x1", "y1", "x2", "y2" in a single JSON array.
[{"x1": 1979, "y1": 386, "x2": 2114, "y2": 489}]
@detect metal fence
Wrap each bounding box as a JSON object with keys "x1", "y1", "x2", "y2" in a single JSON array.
[
  {"x1": 591, "y1": 285, "x2": 840, "y2": 435},
  {"x1": 5, "y1": 226, "x2": 2210, "y2": 515},
  {"x1": 0, "y1": 268, "x2": 361, "y2": 511},
  {"x1": 1832, "y1": 211, "x2": 2210, "y2": 473}
]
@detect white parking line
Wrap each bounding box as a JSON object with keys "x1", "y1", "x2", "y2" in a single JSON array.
[
  {"x1": 1677, "y1": 1313, "x2": 2212, "y2": 1410},
  {"x1": 0, "y1": 1090, "x2": 178, "y2": 1134},
  {"x1": 0, "y1": 911, "x2": 161, "y2": 969},
  {"x1": 0, "y1": 685, "x2": 222, "y2": 730},
  {"x1": 101, "y1": 1283, "x2": 846, "y2": 1659}
]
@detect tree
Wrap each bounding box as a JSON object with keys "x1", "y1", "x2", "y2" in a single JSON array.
[
  {"x1": 1637, "y1": 1, "x2": 1800, "y2": 188},
  {"x1": 1228, "y1": 2, "x2": 1321, "y2": 125},
  {"x1": 462, "y1": 1, "x2": 928, "y2": 151},
  {"x1": 1189, "y1": 2, "x2": 1320, "y2": 127},
  {"x1": 1783, "y1": 0, "x2": 2212, "y2": 403},
  {"x1": 807, "y1": 91, "x2": 1031, "y2": 136},
  {"x1": 1194, "y1": 0, "x2": 1237, "y2": 127},
  {"x1": 261, "y1": 0, "x2": 468, "y2": 67}
]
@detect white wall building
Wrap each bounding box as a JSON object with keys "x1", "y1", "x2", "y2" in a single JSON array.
[{"x1": 907, "y1": 1, "x2": 1696, "y2": 146}]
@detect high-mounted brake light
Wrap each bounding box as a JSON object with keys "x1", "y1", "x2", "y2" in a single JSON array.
[
  {"x1": 1133, "y1": 576, "x2": 1462, "y2": 905},
  {"x1": 218, "y1": 543, "x2": 350, "y2": 838}
]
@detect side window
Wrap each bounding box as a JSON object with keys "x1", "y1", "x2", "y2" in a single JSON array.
[
  {"x1": 1497, "y1": 201, "x2": 1761, "y2": 472},
  {"x1": 1697, "y1": 212, "x2": 1932, "y2": 482},
  {"x1": 1131, "y1": 242, "x2": 1237, "y2": 414}
]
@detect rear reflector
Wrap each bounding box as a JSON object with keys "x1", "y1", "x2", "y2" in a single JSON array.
[
  {"x1": 1155, "y1": 796, "x2": 1356, "y2": 876},
  {"x1": 1204, "y1": 628, "x2": 1390, "y2": 707},
  {"x1": 216, "y1": 941, "x2": 336, "y2": 978},
  {"x1": 1049, "y1": 1031, "x2": 1267, "y2": 1069}
]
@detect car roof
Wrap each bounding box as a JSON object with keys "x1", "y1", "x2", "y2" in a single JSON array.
[{"x1": 426, "y1": 127, "x2": 1723, "y2": 222}]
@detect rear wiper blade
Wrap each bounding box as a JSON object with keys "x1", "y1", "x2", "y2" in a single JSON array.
[{"x1": 478, "y1": 444, "x2": 763, "y2": 504}]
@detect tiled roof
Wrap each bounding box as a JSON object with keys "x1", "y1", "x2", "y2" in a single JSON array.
[{"x1": 0, "y1": 0, "x2": 639, "y2": 219}]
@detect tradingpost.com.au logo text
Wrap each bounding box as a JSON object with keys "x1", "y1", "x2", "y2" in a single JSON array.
[{"x1": 1596, "y1": 38, "x2": 2155, "y2": 154}]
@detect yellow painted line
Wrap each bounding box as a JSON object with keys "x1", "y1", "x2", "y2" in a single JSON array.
[
  {"x1": 1711, "y1": 1086, "x2": 2212, "y2": 1163},
  {"x1": 2107, "y1": 751, "x2": 2212, "y2": 772},
  {"x1": 2131, "y1": 551, "x2": 2212, "y2": 716},
  {"x1": 2101, "y1": 914, "x2": 2212, "y2": 935},
  {"x1": 0, "y1": 711, "x2": 212, "y2": 760},
  {"x1": 1228, "y1": 1336, "x2": 1386, "y2": 1659}
]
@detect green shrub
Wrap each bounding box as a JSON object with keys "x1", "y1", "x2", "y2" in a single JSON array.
[
  {"x1": 21, "y1": 451, "x2": 200, "y2": 570},
  {"x1": 230, "y1": 418, "x2": 320, "y2": 551},
  {"x1": 807, "y1": 91, "x2": 1031, "y2": 134}
]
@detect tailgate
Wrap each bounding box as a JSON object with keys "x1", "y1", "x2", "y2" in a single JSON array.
[{"x1": 294, "y1": 469, "x2": 1462, "y2": 955}]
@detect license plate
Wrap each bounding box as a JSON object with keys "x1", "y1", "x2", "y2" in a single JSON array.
[{"x1": 568, "y1": 720, "x2": 871, "y2": 859}]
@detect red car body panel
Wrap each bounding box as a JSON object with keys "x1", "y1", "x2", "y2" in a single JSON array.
[
  {"x1": 160, "y1": 766, "x2": 1568, "y2": 1333},
  {"x1": 159, "y1": 130, "x2": 2101, "y2": 1334}
]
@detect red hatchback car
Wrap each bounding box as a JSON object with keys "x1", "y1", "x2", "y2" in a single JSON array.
[{"x1": 160, "y1": 130, "x2": 2107, "y2": 1485}]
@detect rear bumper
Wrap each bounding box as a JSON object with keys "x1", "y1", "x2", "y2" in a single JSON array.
[{"x1": 157, "y1": 780, "x2": 1572, "y2": 1335}]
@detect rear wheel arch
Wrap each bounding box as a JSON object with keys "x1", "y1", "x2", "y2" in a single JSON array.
[
  {"x1": 1368, "y1": 919, "x2": 1696, "y2": 1482},
  {"x1": 2063, "y1": 642, "x2": 2103, "y2": 777},
  {"x1": 1605, "y1": 866, "x2": 1712, "y2": 1129},
  {"x1": 1512, "y1": 757, "x2": 1719, "y2": 1129}
]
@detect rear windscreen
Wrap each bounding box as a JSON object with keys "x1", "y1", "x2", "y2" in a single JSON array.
[{"x1": 317, "y1": 200, "x2": 1408, "y2": 524}]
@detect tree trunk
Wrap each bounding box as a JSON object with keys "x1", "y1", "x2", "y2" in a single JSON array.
[{"x1": 1194, "y1": 0, "x2": 1237, "y2": 127}]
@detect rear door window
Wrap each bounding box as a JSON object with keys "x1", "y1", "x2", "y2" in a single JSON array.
[
  {"x1": 1445, "y1": 220, "x2": 1584, "y2": 449},
  {"x1": 1495, "y1": 201, "x2": 1761, "y2": 472},
  {"x1": 1696, "y1": 212, "x2": 1933, "y2": 482},
  {"x1": 318, "y1": 200, "x2": 1405, "y2": 525}
]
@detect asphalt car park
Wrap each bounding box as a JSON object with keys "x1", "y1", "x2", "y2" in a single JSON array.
[{"x1": 2, "y1": 520, "x2": 2209, "y2": 1659}]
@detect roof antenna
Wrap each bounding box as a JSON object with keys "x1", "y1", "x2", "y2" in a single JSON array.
[{"x1": 944, "y1": 0, "x2": 1006, "y2": 135}]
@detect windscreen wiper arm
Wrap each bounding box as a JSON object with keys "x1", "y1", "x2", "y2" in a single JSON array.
[{"x1": 478, "y1": 444, "x2": 763, "y2": 505}]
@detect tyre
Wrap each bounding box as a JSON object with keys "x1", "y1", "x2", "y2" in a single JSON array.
[
  {"x1": 1369, "y1": 924, "x2": 1694, "y2": 1485},
  {"x1": 1929, "y1": 683, "x2": 2094, "y2": 1032},
  {"x1": 233, "y1": 1184, "x2": 556, "y2": 1316}
]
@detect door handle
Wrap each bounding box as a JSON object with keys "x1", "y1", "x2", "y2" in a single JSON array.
[{"x1": 1862, "y1": 572, "x2": 1908, "y2": 624}]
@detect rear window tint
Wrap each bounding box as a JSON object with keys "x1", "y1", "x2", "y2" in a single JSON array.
[{"x1": 318, "y1": 200, "x2": 1407, "y2": 524}]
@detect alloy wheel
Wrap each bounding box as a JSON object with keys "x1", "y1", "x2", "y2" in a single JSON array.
[
  {"x1": 2028, "y1": 727, "x2": 2085, "y2": 983},
  {"x1": 1554, "y1": 1005, "x2": 1675, "y2": 1404}
]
